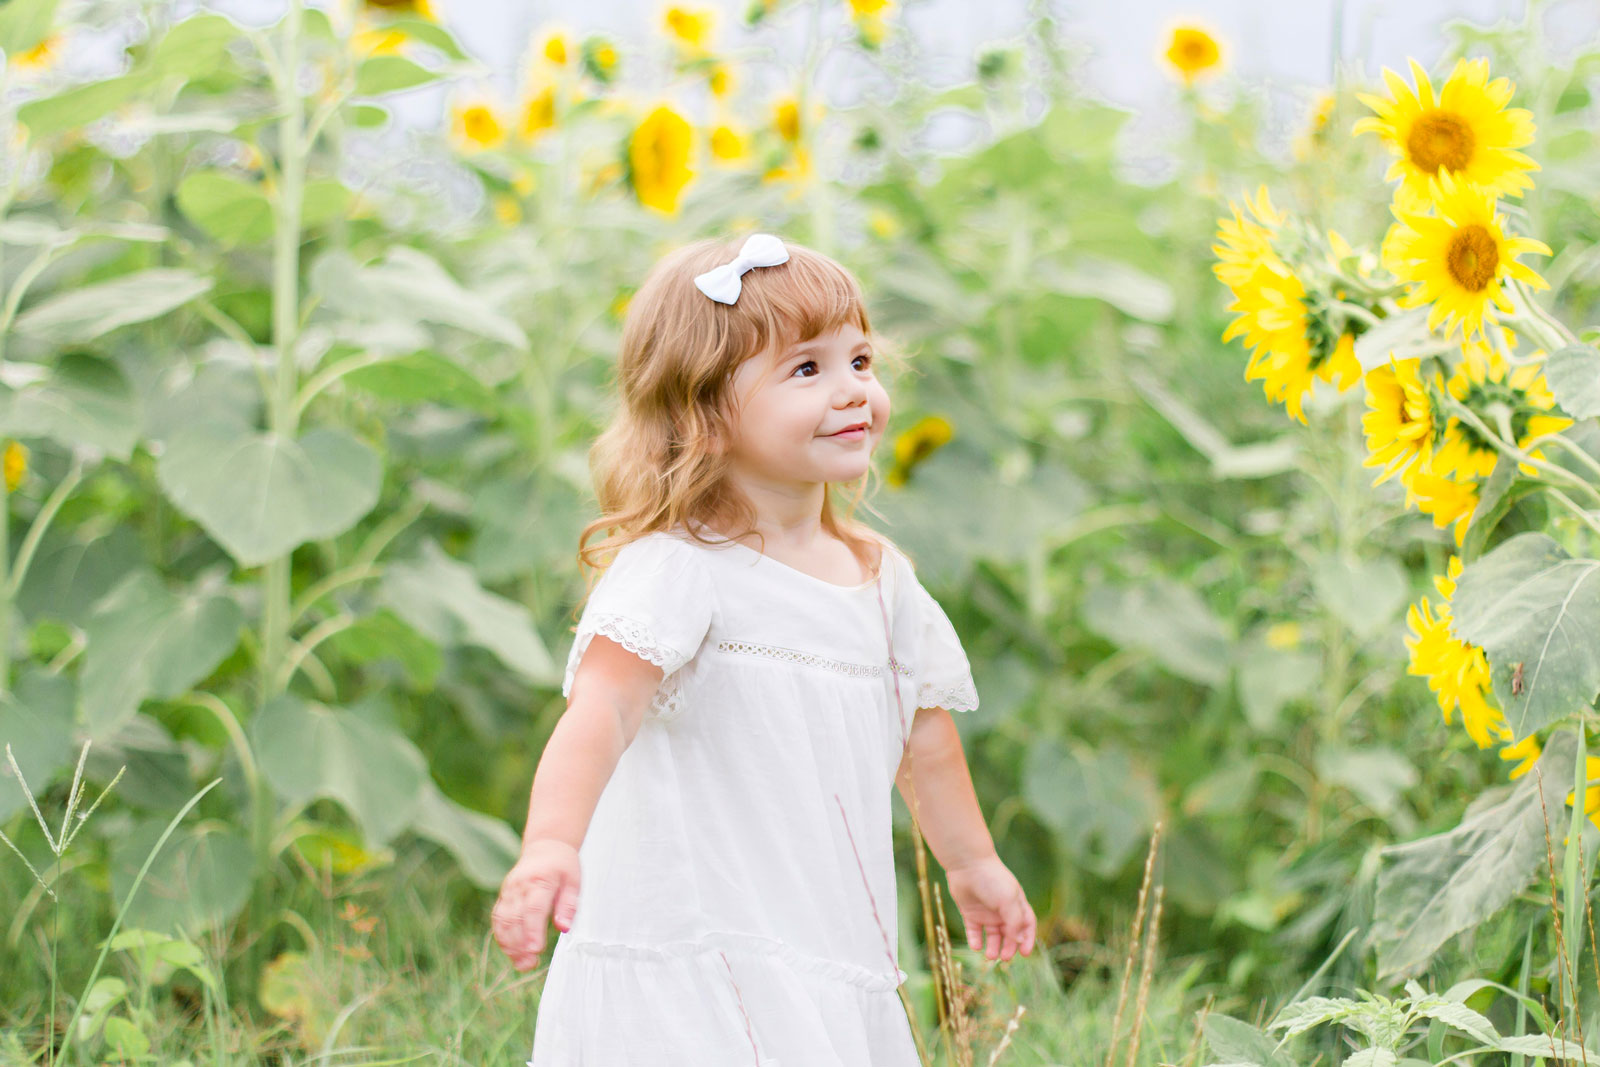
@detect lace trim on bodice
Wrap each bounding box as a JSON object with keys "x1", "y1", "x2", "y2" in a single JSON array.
[
  {"x1": 554, "y1": 928, "x2": 908, "y2": 992},
  {"x1": 714, "y1": 639, "x2": 913, "y2": 680}
]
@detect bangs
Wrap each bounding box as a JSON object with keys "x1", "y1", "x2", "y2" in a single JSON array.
[{"x1": 720, "y1": 242, "x2": 872, "y2": 359}]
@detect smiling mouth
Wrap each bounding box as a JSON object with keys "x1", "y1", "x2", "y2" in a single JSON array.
[{"x1": 826, "y1": 423, "x2": 869, "y2": 436}]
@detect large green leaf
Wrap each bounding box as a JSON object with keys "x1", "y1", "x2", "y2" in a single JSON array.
[
  {"x1": 1082, "y1": 577, "x2": 1230, "y2": 686},
  {"x1": 1312, "y1": 556, "x2": 1408, "y2": 640},
  {"x1": 14, "y1": 269, "x2": 212, "y2": 344},
  {"x1": 1450, "y1": 533, "x2": 1600, "y2": 739},
  {"x1": 354, "y1": 55, "x2": 439, "y2": 95},
  {"x1": 1545, "y1": 344, "x2": 1600, "y2": 420},
  {"x1": 17, "y1": 72, "x2": 156, "y2": 139},
  {"x1": 308, "y1": 248, "x2": 529, "y2": 348},
  {"x1": 148, "y1": 12, "x2": 242, "y2": 80},
  {"x1": 0, "y1": 669, "x2": 76, "y2": 824},
  {"x1": 0, "y1": 352, "x2": 140, "y2": 460},
  {"x1": 1372, "y1": 728, "x2": 1576, "y2": 980},
  {"x1": 378, "y1": 540, "x2": 558, "y2": 685},
  {"x1": 155, "y1": 421, "x2": 382, "y2": 568},
  {"x1": 410, "y1": 778, "x2": 520, "y2": 889},
  {"x1": 1236, "y1": 636, "x2": 1320, "y2": 730},
  {"x1": 0, "y1": 0, "x2": 58, "y2": 56},
  {"x1": 80, "y1": 570, "x2": 245, "y2": 739},
  {"x1": 108, "y1": 819, "x2": 253, "y2": 937},
  {"x1": 251, "y1": 695, "x2": 426, "y2": 847},
  {"x1": 1021, "y1": 739, "x2": 1159, "y2": 878},
  {"x1": 176, "y1": 171, "x2": 273, "y2": 247}
]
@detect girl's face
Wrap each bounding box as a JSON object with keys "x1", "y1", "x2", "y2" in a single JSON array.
[{"x1": 721, "y1": 322, "x2": 890, "y2": 491}]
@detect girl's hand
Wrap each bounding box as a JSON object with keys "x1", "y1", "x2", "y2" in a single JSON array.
[
  {"x1": 946, "y1": 854, "x2": 1036, "y2": 963},
  {"x1": 492, "y1": 839, "x2": 581, "y2": 972}
]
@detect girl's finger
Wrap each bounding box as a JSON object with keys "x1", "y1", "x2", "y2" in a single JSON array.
[{"x1": 985, "y1": 925, "x2": 1000, "y2": 961}]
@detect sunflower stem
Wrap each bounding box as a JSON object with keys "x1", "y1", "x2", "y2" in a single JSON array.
[
  {"x1": 1520, "y1": 430, "x2": 1600, "y2": 486},
  {"x1": 1544, "y1": 487, "x2": 1600, "y2": 542},
  {"x1": 1510, "y1": 277, "x2": 1580, "y2": 349},
  {"x1": 1331, "y1": 300, "x2": 1382, "y2": 328},
  {"x1": 1443, "y1": 396, "x2": 1600, "y2": 509}
]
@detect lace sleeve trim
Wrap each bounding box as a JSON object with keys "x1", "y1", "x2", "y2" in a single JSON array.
[
  {"x1": 917, "y1": 676, "x2": 979, "y2": 713},
  {"x1": 564, "y1": 613, "x2": 692, "y2": 723}
]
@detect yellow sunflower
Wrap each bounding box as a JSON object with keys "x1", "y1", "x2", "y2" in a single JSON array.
[
  {"x1": 773, "y1": 95, "x2": 803, "y2": 144},
  {"x1": 1566, "y1": 755, "x2": 1600, "y2": 834},
  {"x1": 535, "y1": 28, "x2": 571, "y2": 66},
  {"x1": 1432, "y1": 338, "x2": 1572, "y2": 480},
  {"x1": 1404, "y1": 555, "x2": 1507, "y2": 748},
  {"x1": 885, "y1": 415, "x2": 952, "y2": 487},
  {"x1": 1500, "y1": 732, "x2": 1539, "y2": 779},
  {"x1": 663, "y1": 6, "x2": 714, "y2": 50},
  {"x1": 709, "y1": 123, "x2": 747, "y2": 162},
  {"x1": 518, "y1": 82, "x2": 558, "y2": 142},
  {"x1": 8, "y1": 34, "x2": 60, "y2": 70},
  {"x1": 1212, "y1": 185, "x2": 1287, "y2": 292},
  {"x1": 1408, "y1": 467, "x2": 1480, "y2": 546},
  {"x1": 1164, "y1": 25, "x2": 1222, "y2": 87},
  {"x1": 1381, "y1": 168, "x2": 1551, "y2": 341},
  {"x1": 450, "y1": 99, "x2": 506, "y2": 151},
  {"x1": 1362, "y1": 356, "x2": 1438, "y2": 488},
  {"x1": 1353, "y1": 57, "x2": 1539, "y2": 214},
  {"x1": 362, "y1": 0, "x2": 436, "y2": 20},
  {"x1": 628, "y1": 104, "x2": 694, "y2": 214},
  {"x1": 4, "y1": 440, "x2": 28, "y2": 492}
]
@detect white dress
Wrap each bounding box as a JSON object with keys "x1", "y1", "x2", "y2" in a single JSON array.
[{"x1": 528, "y1": 522, "x2": 980, "y2": 1067}]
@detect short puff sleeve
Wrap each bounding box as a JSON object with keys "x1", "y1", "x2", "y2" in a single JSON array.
[
  {"x1": 563, "y1": 533, "x2": 714, "y2": 724},
  {"x1": 907, "y1": 566, "x2": 979, "y2": 713}
]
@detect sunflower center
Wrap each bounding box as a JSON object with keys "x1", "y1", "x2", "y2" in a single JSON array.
[
  {"x1": 1446, "y1": 225, "x2": 1500, "y2": 292},
  {"x1": 1407, "y1": 111, "x2": 1476, "y2": 174}
]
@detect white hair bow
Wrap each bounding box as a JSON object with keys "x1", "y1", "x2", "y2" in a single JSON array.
[{"x1": 693, "y1": 233, "x2": 790, "y2": 305}]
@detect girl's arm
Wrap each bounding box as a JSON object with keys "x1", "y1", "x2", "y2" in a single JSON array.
[
  {"x1": 522, "y1": 635, "x2": 665, "y2": 854},
  {"x1": 893, "y1": 705, "x2": 997, "y2": 871}
]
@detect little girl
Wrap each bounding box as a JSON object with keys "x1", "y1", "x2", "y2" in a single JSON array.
[{"x1": 492, "y1": 233, "x2": 1036, "y2": 1066}]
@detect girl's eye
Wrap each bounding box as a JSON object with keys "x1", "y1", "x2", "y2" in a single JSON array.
[{"x1": 790, "y1": 354, "x2": 873, "y2": 377}]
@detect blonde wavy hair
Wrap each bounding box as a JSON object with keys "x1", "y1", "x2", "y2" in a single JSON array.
[{"x1": 573, "y1": 233, "x2": 910, "y2": 612}]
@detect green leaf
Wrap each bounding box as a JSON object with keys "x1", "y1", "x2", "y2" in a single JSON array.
[
  {"x1": 1343, "y1": 1051, "x2": 1397, "y2": 1067},
  {"x1": 108, "y1": 820, "x2": 253, "y2": 937},
  {"x1": 386, "y1": 16, "x2": 467, "y2": 59},
  {"x1": 1450, "y1": 533, "x2": 1600, "y2": 739},
  {"x1": 155, "y1": 421, "x2": 383, "y2": 568},
  {"x1": 0, "y1": 669, "x2": 76, "y2": 824},
  {"x1": 301, "y1": 178, "x2": 353, "y2": 229},
  {"x1": 341, "y1": 350, "x2": 494, "y2": 412},
  {"x1": 1268, "y1": 996, "x2": 1364, "y2": 1040},
  {"x1": 1021, "y1": 739, "x2": 1159, "y2": 878},
  {"x1": 1082, "y1": 578, "x2": 1231, "y2": 686},
  {"x1": 0, "y1": 0, "x2": 58, "y2": 56},
  {"x1": 1314, "y1": 745, "x2": 1417, "y2": 817},
  {"x1": 378, "y1": 540, "x2": 558, "y2": 684},
  {"x1": 14, "y1": 269, "x2": 212, "y2": 344},
  {"x1": 17, "y1": 72, "x2": 156, "y2": 138},
  {"x1": 251, "y1": 695, "x2": 426, "y2": 847},
  {"x1": 354, "y1": 55, "x2": 438, "y2": 95},
  {"x1": 1040, "y1": 255, "x2": 1174, "y2": 322},
  {"x1": 176, "y1": 171, "x2": 273, "y2": 246},
  {"x1": 80, "y1": 570, "x2": 244, "y2": 739},
  {"x1": 1236, "y1": 639, "x2": 1320, "y2": 730},
  {"x1": 350, "y1": 104, "x2": 390, "y2": 128},
  {"x1": 148, "y1": 12, "x2": 242, "y2": 79},
  {"x1": 1372, "y1": 729, "x2": 1576, "y2": 980},
  {"x1": 1460, "y1": 454, "x2": 1543, "y2": 560},
  {"x1": 309, "y1": 248, "x2": 529, "y2": 348},
  {"x1": 1411, "y1": 998, "x2": 1499, "y2": 1046},
  {"x1": 1311, "y1": 556, "x2": 1408, "y2": 639},
  {"x1": 0, "y1": 352, "x2": 140, "y2": 461},
  {"x1": 410, "y1": 778, "x2": 520, "y2": 888},
  {"x1": 1203, "y1": 1013, "x2": 1293, "y2": 1067},
  {"x1": 1545, "y1": 344, "x2": 1600, "y2": 420},
  {"x1": 324, "y1": 608, "x2": 442, "y2": 689}
]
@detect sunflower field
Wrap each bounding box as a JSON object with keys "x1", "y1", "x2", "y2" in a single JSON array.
[{"x1": 1, "y1": 0, "x2": 1599, "y2": 1063}]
